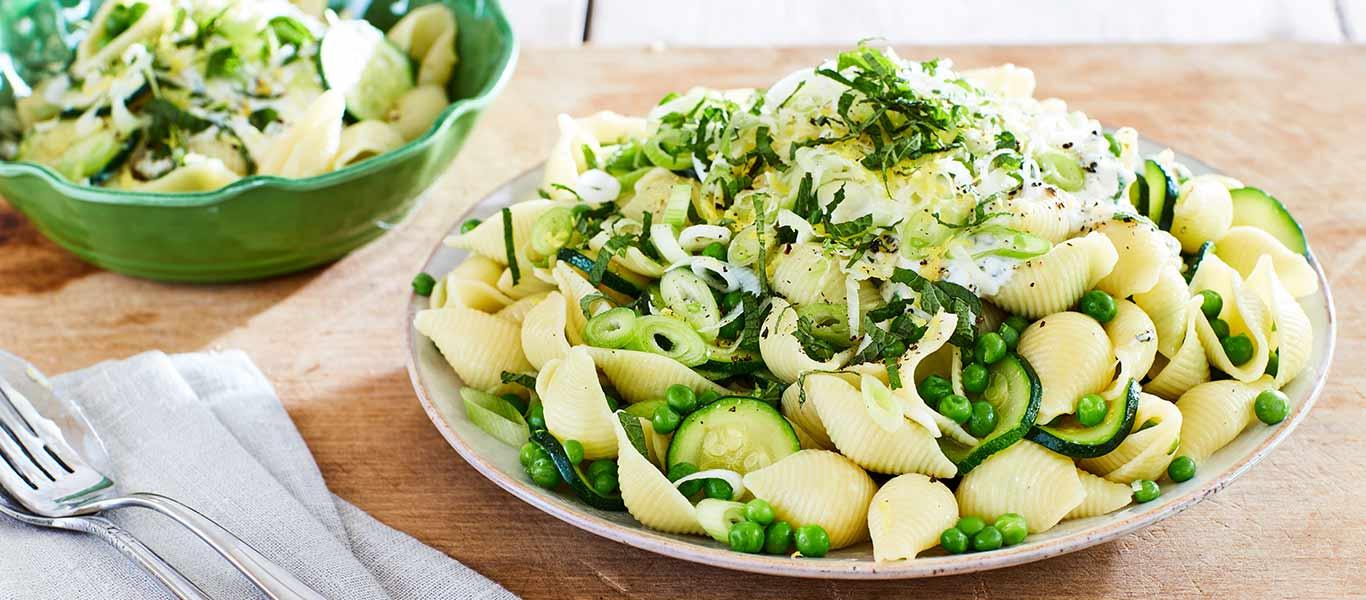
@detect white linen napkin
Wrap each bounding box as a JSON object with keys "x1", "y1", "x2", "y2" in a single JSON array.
[{"x1": 0, "y1": 350, "x2": 515, "y2": 600}]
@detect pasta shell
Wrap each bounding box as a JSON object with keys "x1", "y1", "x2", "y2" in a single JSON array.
[
  {"x1": 612, "y1": 415, "x2": 703, "y2": 534},
  {"x1": 520, "y1": 292, "x2": 572, "y2": 370},
  {"x1": 868, "y1": 474, "x2": 958, "y2": 562},
  {"x1": 494, "y1": 292, "x2": 550, "y2": 324},
  {"x1": 807, "y1": 374, "x2": 956, "y2": 477},
  {"x1": 1094, "y1": 219, "x2": 1177, "y2": 298},
  {"x1": 414, "y1": 306, "x2": 532, "y2": 392},
  {"x1": 1080, "y1": 393, "x2": 1182, "y2": 483},
  {"x1": 744, "y1": 450, "x2": 877, "y2": 549},
  {"x1": 581, "y1": 347, "x2": 729, "y2": 404},
  {"x1": 1190, "y1": 255, "x2": 1272, "y2": 382},
  {"x1": 780, "y1": 381, "x2": 833, "y2": 450},
  {"x1": 1016, "y1": 312, "x2": 1116, "y2": 424},
  {"x1": 759, "y1": 299, "x2": 850, "y2": 384},
  {"x1": 1144, "y1": 298, "x2": 1211, "y2": 401},
  {"x1": 1104, "y1": 299, "x2": 1157, "y2": 396},
  {"x1": 1245, "y1": 256, "x2": 1313, "y2": 386},
  {"x1": 771, "y1": 242, "x2": 846, "y2": 306},
  {"x1": 1133, "y1": 262, "x2": 1191, "y2": 358},
  {"x1": 1170, "y1": 176, "x2": 1234, "y2": 253},
  {"x1": 1216, "y1": 226, "x2": 1316, "y2": 298},
  {"x1": 990, "y1": 232, "x2": 1119, "y2": 319},
  {"x1": 535, "y1": 347, "x2": 617, "y2": 460},
  {"x1": 1176, "y1": 377, "x2": 1274, "y2": 464},
  {"x1": 1064, "y1": 469, "x2": 1133, "y2": 520},
  {"x1": 956, "y1": 441, "x2": 1084, "y2": 534},
  {"x1": 445, "y1": 199, "x2": 555, "y2": 272}
]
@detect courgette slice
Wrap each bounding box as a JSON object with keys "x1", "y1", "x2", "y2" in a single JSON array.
[
  {"x1": 17, "y1": 119, "x2": 135, "y2": 183},
  {"x1": 556, "y1": 248, "x2": 645, "y2": 297},
  {"x1": 1026, "y1": 379, "x2": 1139, "y2": 458},
  {"x1": 1184, "y1": 240, "x2": 1215, "y2": 283},
  {"x1": 318, "y1": 19, "x2": 414, "y2": 120},
  {"x1": 530, "y1": 429, "x2": 626, "y2": 511},
  {"x1": 1141, "y1": 159, "x2": 1179, "y2": 231},
  {"x1": 665, "y1": 397, "x2": 799, "y2": 474},
  {"x1": 938, "y1": 353, "x2": 1042, "y2": 475},
  {"x1": 1129, "y1": 173, "x2": 1149, "y2": 216},
  {"x1": 1229, "y1": 187, "x2": 1308, "y2": 255}
]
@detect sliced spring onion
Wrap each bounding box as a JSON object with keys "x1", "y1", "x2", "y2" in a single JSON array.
[
  {"x1": 694, "y1": 498, "x2": 748, "y2": 543},
  {"x1": 575, "y1": 168, "x2": 621, "y2": 204},
  {"x1": 585, "y1": 307, "x2": 638, "y2": 348},
  {"x1": 672, "y1": 469, "x2": 745, "y2": 501},
  {"x1": 860, "y1": 374, "x2": 907, "y2": 434},
  {"x1": 678, "y1": 224, "x2": 732, "y2": 251},
  {"x1": 727, "y1": 226, "x2": 761, "y2": 267},
  {"x1": 795, "y1": 303, "x2": 853, "y2": 347},
  {"x1": 690, "y1": 256, "x2": 760, "y2": 295},
  {"x1": 660, "y1": 269, "x2": 722, "y2": 338},
  {"x1": 844, "y1": 276, "x2": 861, "y2": 339},
  {"x1": 663, "y1": 184, "x2": 693, "y2": 228},
  {"x1": 529, "y1": 206, "x2": 576, "y2": 260},
  {"x1": 460, "y1": 388, "x2": 530, "y2": 447},
  {"x1": 1037, "y1": 149, "x2": 1086, "y2": 192},
  {"x1": 628, "y1": 315, "x2": 709, "y2": 367},
  {"x1": 775, "y1": 209, "x2": 816, "y2": 244},
  {"x1": 699, "y1": 301, "x2": 745, "y2": 335},
  {"x1": 643, "y1": 129, "x2": 691, "y2": 170},
  {"x1": 971, "y1": 225, "x2": 1052, "y2": 260},
  {"x1": 649, "y1": 223, "x2": 692, "y2": 265}
]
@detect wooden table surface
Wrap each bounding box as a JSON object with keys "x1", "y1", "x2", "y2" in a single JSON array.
[{"x1": 2, "y1": 46, "x2": 1363, "y2": 599}]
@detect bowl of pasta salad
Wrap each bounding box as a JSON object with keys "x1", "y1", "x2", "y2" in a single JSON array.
[
  {"x1": 0, "y1": 0, "x2": 515, "y2": 282},
  {"x1": 406, "y1": 45, "x2": 1335, "y2": 578}
]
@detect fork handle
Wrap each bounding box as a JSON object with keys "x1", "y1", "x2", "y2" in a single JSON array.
[
  {"x1": 106, "y1": 493, "x2": 327, "y2": 600},
  {"x1": 77, "y1": 516, "x2": 213, "y2": 600}
]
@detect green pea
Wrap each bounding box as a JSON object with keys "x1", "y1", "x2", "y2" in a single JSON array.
[
  {"x1": 998, "y1": 323, "x2": 1020, "y2": 350},
  {"x1": 720, "y1": 291, "x2": 745, "y2": 311},
  {"x1": 527, "y1": 402, "x2": 546, "y2": 430},
  {"x1": 652, "y1": 404, "x2": 682, "y2": 434},
  {"x1": 667, "y1": 462, "x2": 702, "y2": 497},
  {"x1": 1167, "y1": 456, "x2": 1196, "y2": 483},
  {"x1": 697, "y1": 389, "x2": 722, "y2": 406},
  {"x1": 1079, "y1": 289, "x2": 1117, "y2": 323},
  {"x1": 745, "y1": 499, "x2": 776, "y2": 526},
  {"x1": 460, "y1": 218, "x2": 482, "y2": 233},
  {"x1": 729, "y1": 521, "x2": 766, "y2": 553},
  {"x1": 961, "y1": 363, "x2": 990, "y2": 394},
  {"x1": 1221, "y1": 334, "x2": 1254, "y2": 366},
  {"x1": 1210, "y1": 317, "x2": 1231, "y2": 339},
  {"x1": 704, "y1": 478, "x2": 733, "y2": 500},
  {"x1": 956, "y1": 515, "x2": 987, "y2": 537},
  {"x1": 702, "y1": 242, "x2": 728, "y2": 261},
  {"x1": 501, "y1": 393, "x2": 529, "y2": 415},
  {"x1": 967, "y1": 401, "x2": 998, "y2": 437},
  {"x1": 411, "y1": 272, "x2": 436, "y2": 296},
  {"x1": 591, "y1": 472, "x2": 619, "y2": 496},
  {"x1": 995, "y1": 513, "x2": 1028, "y2": 546},
  {"x1": 918, "y1": 375, "x2": 954, "y2": 406},
  {"x1": 938, "y1": 394, "x2": 972, "y2": 424},
  {"x1": 1198, "y1": 290, "x2": 1223, "y2": 319},
  {"x1": 764, "y1": 521, "x2": 794, "y2": 554},
  {"x1": 519, "y1": 442, "x2": 543, "y2": 468},
  {"x1": 940, "y1": 527, "x2": 970, "y2": 554},
  {"x1": 666, "y1": 384, "x2": 697, "y2": 414},
  {"x1": 528, "y1": 458, "x2": 560, "y2": 488},
  {"x1": 794, "y1": 525, "x2": 830, "y2": 557},
  {"x1": 562, "y1": 439, "x2": 584, "y2": 464},
  {"x1": 972, "y1": 525, "x2": 1004, "y2": 551},
  {"x1": 1265, "y1": 349, "x2": 1280, "y2": 377},
  {"x1": 976, "y1": 332, "x2": 1007, "y2": 365},
  {"x1": 1076, "y1": 393, "x2": 1108, "y2": 427},
  {"x1": 1133, "y1": 479, "x2": 1161, "y2": 503},
  {"x1": 587, "y1": 459, "x2": 617, "y2": 480},
  {"x1": 1005, "y1": 315, "x2": 1030, "y2": 334},
  {"x1": 1254, "y1": 389, "x2": 1290, "y2": 425}
]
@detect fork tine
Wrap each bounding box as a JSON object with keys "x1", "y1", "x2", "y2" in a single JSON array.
[
  {"x1": 0, "y1": 419, "x2": 48, "y2": 489},
  {"x1": 0, "y1": 380, "x2": 84, "y2": 470},
  {"x1": 0, "y1": 382, "x2": 70, "y2": 478}
]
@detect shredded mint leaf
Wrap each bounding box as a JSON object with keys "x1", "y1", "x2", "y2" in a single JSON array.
[
  {"x1": 738, "y1": 293, "x2": 769, "y2": 353},
  {"x1": 792, "y1": 172, "x2": 819, "y2": 222},
  {"x1": 502, "y1": 207, "x2": 520, "y2": 285},
  {"x1": 500, "y1": 371, "x2": 537, "y2": 391},
  {"x1": 206, "y1": 47, "x2": 241, "y2": 79},
  {"x1": 889, "y1": 267, "x2": 982, "y2": 346},
  {"x1": 794, "y1": 313, "x2": 839, "y2": 362},
  {"x1": 269, "y1": 16, "x2": 313, "y2": 47},
  {"x1": 248, "y1": 107, "x2": 279, "y2": 131}
]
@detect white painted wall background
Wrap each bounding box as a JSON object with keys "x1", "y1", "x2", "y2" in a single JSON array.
[{"x1": 498, "y1": 0, "x2": 1363, "y2": 46}]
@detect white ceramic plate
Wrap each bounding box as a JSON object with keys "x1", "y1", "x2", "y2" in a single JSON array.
[{"x1": 404, "y1": 146, "x2": 1337, "y2": 579}]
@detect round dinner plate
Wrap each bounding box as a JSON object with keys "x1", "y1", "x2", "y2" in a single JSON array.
[{"x1": 403, "y1": 143, "x2": 1337, "y2": 579}]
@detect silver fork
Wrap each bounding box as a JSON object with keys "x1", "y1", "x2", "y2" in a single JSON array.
[
  {"x1": 0, "y1": 377, "x2": 327, "y2": 600},
  {"x1": 0, "y1": 491, "x2": 211, "y2": 599}
]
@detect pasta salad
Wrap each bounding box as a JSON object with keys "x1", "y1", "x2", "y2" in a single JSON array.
[
  {"x1": 1, "y1": 0, "x2": 458, "y2": 192},
  {"x1": 413, "y1": 44, "x2": 1316, "y2": 561}
]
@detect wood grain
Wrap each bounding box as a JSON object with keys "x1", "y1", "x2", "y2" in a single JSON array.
[{"x1": 1, "y1": 46, "x2": 1363, "y2": 599}]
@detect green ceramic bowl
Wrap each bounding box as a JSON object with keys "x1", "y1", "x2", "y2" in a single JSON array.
[{"x1": 0, "y1": 0, "x2": 517, "y2": 282}]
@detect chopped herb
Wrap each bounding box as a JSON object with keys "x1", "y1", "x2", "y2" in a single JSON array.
[
  {"x1": 737, "y1": 293, "x2": 769, "y2": 353},
  {"x1": 751, "y1": 194, "x2": 770, "y2": 294},
  {"x1": 105, "y1": 2, "x2": 149, "y2": 39},
  {"x1": 500, "y1": 371, "x2": 537, "y2": 391},
  {"x1": 269, "y1": 16, "x2": 313, "y2": 47},
  {"x1": 581, "y1": 144, "x2": 599, "y2": 169},
  {"x1": 502, "y1": 207, "x2": 520, "y2": 285},
  {"x1": 794, "y1": 312, "x2": 839, "y2": 362},
  {"x1": 248, "y1": 107, "x2": 279, "y2": 131},
  {"x1": 776, "y1": 80, "x2": 807, "y2": 110},
  {"x1": 206, "y1": 47, "x2": 241, "y2": 79},
  {"x1": 579, "y1": 292, "x2": 613, "y2": 316},
  {"x1": 549, "y1": 183, "x2": 583, "y2": 201},
  {"x1": 889, "y1": 267, "x2": 982, "y2": 346}
]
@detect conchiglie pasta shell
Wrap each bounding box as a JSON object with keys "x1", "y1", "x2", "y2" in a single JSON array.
[
  {"x1": 1144, "y1": 298, "x2": 1211, "y2": 401},
  {"x1": 868, "y1": 474, "x2": 959, "y2": 562},
  {"x1": 535, "y1": 347, "x2": 617, "y2": 460},
  {"x1": 494, "y1": 292, "x2": 550, "y2": 324},
  {"x1": 955, "y1": 441, "x2": 1084, "y2": 534},
  {"x1": 1170, "y1": 176, "x2": 1234, "y2": 253},
  {"x1": 759, "y1": 299, "x2": 850, "y2": 383},
  {"x1": 387, "y1": 4, "x2": 458, "y2": 87},
  {"x1": 1079, "y1": 393, "x2": 1182, "y2": 483},
  {"x1": 611, "y1": 415, "x2": 703, "y2": 534},
  {"x1": 1094, "y1": 219, "x2": 1176, "y2": 298},
  {"x1": 331, "y1": 120, "x2": 404, "y2": 169},
  {"x1": 1176, "y1": 377, "x2": 1273, "y2": 464},
  {"x1": 1245, "y1": 256, "x2": 1313, "y2": 386},
  {"x1": 744, "y1": 450, "x2": 877, "y2": 549},
  {"x1": 414, "y1": 306, "x2": 532, "y2": 392},
  {"x1": 520, "y1": 292, "x2": 572, "y2": 370},
  {"x1": 1064, "y1": 469, "x2": 1133, "y2": 520},
  {"x1": 445, "y1": 199, "x2": 555, "y2": 271},
  {"x1": 1016, "y1": 312, "x2": 1116, "y2": 424},
  {"x1": 807, "y1": 374, "x2": 956, "y2": 477},
  {"x1": 552, "y1": 261, "x2": 601, "y2": 346},
  {"x1": 1104, "y1": 299, "x2": 1157, "y2": 396},
  {"x1": 781, "y1": 381, "x2": 833, "y2": 449},
  {"x1": 258, "y1": 89, "x2": 345, "y2": 178},
  {"x1": 388, "y1": 84, "x2": 450, "y2": 141},
  {"x1": 990, "y1": 232, "x2": 1119, "y2": 319},
  {"x1": 1190, "y1": 255, "x2": 1272, "y2": 382},
  {"x1": 1133, "y1": 262, "x2": 1191, "y2": 358},
  {"x1": 1216, "y1": 226, "x2": 1317, "y2": 298},
  {"x1": 771, "y1": 242, "x2": 846, "y2": 306},
  {"x1": 441, "y1": 278, "x2": 513, "y2": 313},
  {"x1": 134, "y1": 160, "x2": 241, "y2": 193},
  {"x1": 1003, "y1": 199, "x2": 1072, "y2": 243},
  {"x1": 498, "y1": 265, "x2": 558, "y2": 300},
  {"x1": 581, "y1": 347, "x2": 729, "y2": 404}
]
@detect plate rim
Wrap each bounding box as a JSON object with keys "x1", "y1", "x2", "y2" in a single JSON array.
[{"x1": 402, "y1": 161, "x2": 1338, "y2": 580}]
